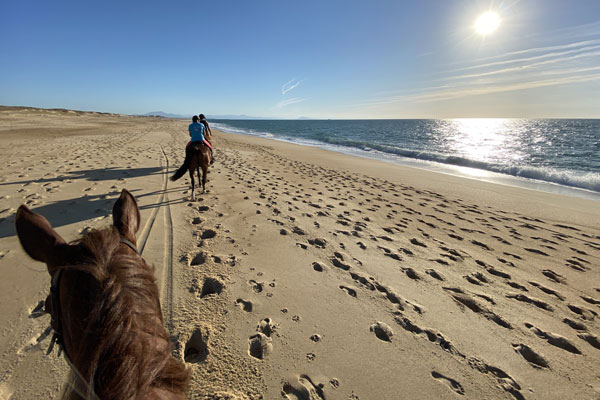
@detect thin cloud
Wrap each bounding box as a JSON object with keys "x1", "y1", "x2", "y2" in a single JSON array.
[
  {"x1": 447, "y1": 49, "x2": 600, "y2": 81},
  {"x1": 276, "y1": 97, "x2": 306, "y2": 108},
  {"x1": 451, "y1": 44, "x2": 600, "y2": 73},
  {"x1": 282, "y1": 78, "x2": 302, "y2": 95},
  {"x1": 407, "y1": 73, "x2": 600, "y2": 103},
  {"x1": 345, "y1": 66, "x2": 600, "y2": 109},
  {"x1": 416, "y1": 51, "x2": 434, "y2": 58},
  {"x1": 452, "y1": 39, "x2": 600, "y2": 67}
]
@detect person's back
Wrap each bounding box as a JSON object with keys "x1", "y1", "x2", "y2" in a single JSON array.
[{"x1": 189, "y1": 120, "x2": 205, "y2": 143}]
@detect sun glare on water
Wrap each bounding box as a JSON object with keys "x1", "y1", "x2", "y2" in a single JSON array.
[{"x1": 474, "y1": 11, "x2": 500, "y2": 35}]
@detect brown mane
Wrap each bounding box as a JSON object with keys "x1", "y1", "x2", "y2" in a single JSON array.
[{"x1": 60, "y1": 226, "x2": 189, "y2": 399}]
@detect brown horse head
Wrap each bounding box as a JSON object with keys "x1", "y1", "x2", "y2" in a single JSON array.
[{"x1": 16, "y1": 189, "x2": 189, "y2": 399}]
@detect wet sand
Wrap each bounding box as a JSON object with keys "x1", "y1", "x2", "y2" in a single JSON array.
[{"x1": 0, "y1": 107, "x2": 599, "y2": 399}]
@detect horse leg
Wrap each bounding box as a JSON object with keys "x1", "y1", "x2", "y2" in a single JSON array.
[
  {"x1": 202, "y1": 165, "x2": 208, "y2": 193},
  {"x1": 189, "y1": 168, "x2": 195, "y2": 200},
  {"x1": 196, "y1": 166, "x2": 204, "y2": 193}
]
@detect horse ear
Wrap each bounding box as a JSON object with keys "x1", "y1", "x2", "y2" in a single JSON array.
[
  {"x1": 112, "y1": 189, "x2": 140, "y2": 242},
  {"x1": 15, "y1": 205, "x2": 66, "y2": 265}
]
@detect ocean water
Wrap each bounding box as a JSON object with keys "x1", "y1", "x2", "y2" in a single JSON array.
[{"x1": 211, "y1": 119, "x2": 600, "y2": 199}]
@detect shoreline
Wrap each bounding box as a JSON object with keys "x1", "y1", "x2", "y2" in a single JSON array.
[
  {"x1": 213, "y1": 129, "x2": 600, "y2": 228},
  {"x1": 212, "y1": 121, "x2": 600, "y2": 201}
]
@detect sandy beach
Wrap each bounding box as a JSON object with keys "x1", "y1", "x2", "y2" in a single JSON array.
[{"x1": 0, "y1": 107, "x2": 599, "y2": 400}]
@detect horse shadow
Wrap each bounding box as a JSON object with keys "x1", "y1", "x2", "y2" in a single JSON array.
[
  {"x1": 0, "y1": 166, "x2": 164, "y2": 187},
  {"x1": 0, "y1": 185, "x2": 187, "y2": 240}
]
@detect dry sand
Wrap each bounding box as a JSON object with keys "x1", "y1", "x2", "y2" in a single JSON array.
[{"x1": 0, "y1": 107, "x2": 599, "y2": 399}]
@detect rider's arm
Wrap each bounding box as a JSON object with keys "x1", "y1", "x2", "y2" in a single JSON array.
[{"x1": 202, "y1": 120, "x2": 212, "y2": 138}]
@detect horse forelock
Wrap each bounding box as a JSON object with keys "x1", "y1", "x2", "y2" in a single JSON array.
[{"x1": 57, "y1": 227, "x2": 189, "y2": 399}]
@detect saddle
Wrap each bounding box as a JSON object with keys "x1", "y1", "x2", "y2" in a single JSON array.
[{"x1": 192, "y1": 142, "x2": 207, "y2": 152}]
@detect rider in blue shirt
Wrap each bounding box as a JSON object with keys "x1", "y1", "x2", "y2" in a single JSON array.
[
  {"x1": 189, "y1": 119, "x2": 205, "y2": 142},
  {"x1": 171, "y1": 116, "x2": 213, "y2": 181}
]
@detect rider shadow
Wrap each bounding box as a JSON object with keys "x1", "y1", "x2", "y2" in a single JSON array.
[
  {"x1": 0, "y1": 166, "x2": 164, "y2": 187},
  {"x1": 0, "y1": 191, "x2": 140, "y2": 240},
  {"x1": 0, "y1": 185, "x2": 185, "y2": 240}
]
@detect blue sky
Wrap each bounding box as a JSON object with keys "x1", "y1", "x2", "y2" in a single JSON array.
[{"x1": 1, "y1": 0, "x2": 599, "y2": 118}]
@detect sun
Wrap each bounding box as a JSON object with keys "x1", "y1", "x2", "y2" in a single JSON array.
[{"x1": 474, "y1": 11, "x2": 500, "y2": 35}]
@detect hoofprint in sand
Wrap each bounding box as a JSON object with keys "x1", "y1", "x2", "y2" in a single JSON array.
[{"x1": 0, "y1": 107, "x2": 598, "y2": 399}]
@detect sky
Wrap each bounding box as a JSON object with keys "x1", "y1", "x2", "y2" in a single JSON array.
[{"x1": 1, "y1": 0, "x2": 600, "y2": 119}]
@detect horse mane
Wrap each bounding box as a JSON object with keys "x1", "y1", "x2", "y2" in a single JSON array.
[{"x1": 59, "y1": 226, "x2": 189, "y2": 399}]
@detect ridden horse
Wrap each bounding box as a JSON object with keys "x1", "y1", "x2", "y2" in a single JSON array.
[
  {"x1": 15, "y1": 189, "x2": 189, "y2": 399},
  {"x1": 170, "y1": 142, "x2": 211, "y2": 200},
  {"x1": 188, "y1": 142, "x2": 211, "y2": 199}
]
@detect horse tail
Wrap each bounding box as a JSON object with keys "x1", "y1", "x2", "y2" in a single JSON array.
[{"x1": 170, "y1": 162, "x2": 188, "y2": 181}]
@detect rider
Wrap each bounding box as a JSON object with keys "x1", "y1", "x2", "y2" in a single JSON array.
[
  {"x1": 198, "y1": 113, "x2": 214, "y2": 164},
  {"x1": 199, "y1": 114, "x2": 212, "y2": 138},
  {"x1": 170, "y1": 115, "x2": 213, "y2": 181}
]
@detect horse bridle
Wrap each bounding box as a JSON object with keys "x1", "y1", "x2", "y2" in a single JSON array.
[{"x1": 46, "y1": 237, "x2": 140, "y2": 359}]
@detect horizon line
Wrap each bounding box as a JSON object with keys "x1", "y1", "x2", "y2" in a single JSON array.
[{"x1": 2, "y1": 104, "x2": 599, "y2": 120}]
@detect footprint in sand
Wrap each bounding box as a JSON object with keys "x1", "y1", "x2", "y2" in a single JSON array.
[
  {"x1": 189, "y1": 251, "x2": 208, "y2": 266},
  {"x1": 312, "y1": 262, "x2": 326, "y2": 272},
  {"x1": 578, "y1": 333, "x2": 600, "y2": 350},
  {"x1": 542, "y1": 269, "x2": 565, "y2": 284},
  {"x1": 249, "y1": 280, "x2": 264, "y2": 293},
  {"x1": 339, "y1": 285, "x2": 357, "y2": 297},
  {"x1": 201, "y1": 229, "x2": 217, "y2": 239},
  {"x1": 282, "y1": 375, "x2": 326, "y2": 400},
  {"x1": 184, "y1": 327, "x2": 209, "y2": 363},
  {"x1": 403, "y1": 267, "x2": 421, "y2": 280},
  {"x1": 257, "y1": 317, "x2": 275, "y2": 337},
  {"x1": 512, "y1": 343, "x2": 550, "y2": 369},
  {"x1": 567, "y1": 304, "x2": 597, "y2": 321},
  {"x1": 581, "y1": 295, "x2": 600, "y2": 306},
  {"x1": 370, "y1": 321, "x2": 393, "y2": 342},
  {"x1": 194, "y1": 277, "x2": 223, "y2": 298},
  {"x1": 426, "y1": 269, "x2": 445, "y2": 281},
  {"x1": 247, "y1": 332, "x2": 271, "y2": 360},
  {"x1": 235, "y1": 299, "x2": 253, "y2": 312},
  {"x1": 525, "y1": 322, "x2": 581, "y2": 354},
  {"x1": 431, "y1": 371, "x2": 465, "y2": 395},
  {"x1": 410, "y1": 238, "x2": 427, "y2": 247}
]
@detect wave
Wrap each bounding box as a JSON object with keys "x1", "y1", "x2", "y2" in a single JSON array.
[
  {"x1": 213, "y1": 122, "x2": 600, "y2": 193},
  {"x1": 211, "y1": 122, "x2": 274, "y2": 138}
]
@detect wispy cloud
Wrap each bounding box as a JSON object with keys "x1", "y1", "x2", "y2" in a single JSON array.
[
  {"x1": 416, "y1": 51, "x2": 434, "y2": 58},
  {"x1": 276, "y1": 97, "x2": 306, "y2": 108},
  {"x1": 347, "y1": 25, "x2": 600, "y2": 110},
  {"x1": 406, "y1": 73, "x2": 600, "y2": 103},
  {"x1": 447, "y1": 49, "x2": 600, "y2": 81},
  {"x1": 282, "y1": 78, "x2": 302, "y2": 95},
  {"x1": 451, "y1": 44, "x2": 600, "y2": 73},
  {"x1": 451, "y1": 39, "x2": 600, "y2": 67},
  {"x1": 345, "y1": 72, "x2": 600, "y2": 108}
]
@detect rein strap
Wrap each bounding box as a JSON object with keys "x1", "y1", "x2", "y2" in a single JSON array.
[{"x1": 119, "y1": 238, "x2": 140, "y2": 255}]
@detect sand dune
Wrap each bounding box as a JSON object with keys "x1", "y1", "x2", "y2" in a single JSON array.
[{"x1": 0, "y1": 107, "x2": 598, "y2": 399}]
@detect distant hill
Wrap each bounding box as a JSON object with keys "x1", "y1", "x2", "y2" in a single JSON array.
[
  {"x1": 210, "y1": 114, "x2": 265, "y2": 120},
  {"x1": 143, "y1": 112, "x2": 269, "y2": 120},
  {"x1": 143, "y1": 111, "x2": 187, "y2": 119}
]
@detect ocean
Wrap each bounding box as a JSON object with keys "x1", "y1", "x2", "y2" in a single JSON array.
[{"x1": 211, "y1": 119, "x2": 600, "y2": 200}]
